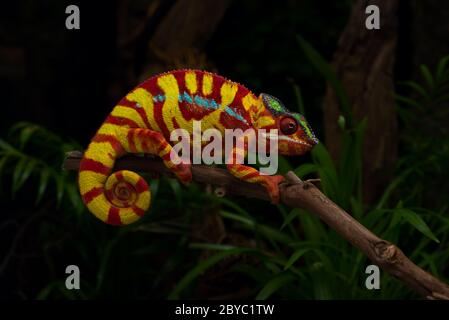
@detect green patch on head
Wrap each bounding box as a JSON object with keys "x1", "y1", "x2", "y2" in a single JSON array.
[
  {"x1": 260, "y1": 93, "x2": 288, "y2": 115},
  {"x1": 293, "y1": 114, "x2": 318, "y2": 144}
]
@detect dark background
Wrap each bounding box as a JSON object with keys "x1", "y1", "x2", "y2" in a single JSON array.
[{"x1": 1, "y1": 0, "x2": 448, "y2": 299}]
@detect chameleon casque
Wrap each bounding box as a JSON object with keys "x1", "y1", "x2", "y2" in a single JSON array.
[{"x1": 78, "y1": 69, "x2": 318, "y2": 226}]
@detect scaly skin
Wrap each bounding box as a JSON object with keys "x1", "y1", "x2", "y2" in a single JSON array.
[{"x1": 78, "y1": 69, "x2": 318, "y2": 225}]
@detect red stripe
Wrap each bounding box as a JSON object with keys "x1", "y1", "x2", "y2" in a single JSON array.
[
  {"x1": 107, "y1": 207, "x2": 122, "y2": 226},
  {"x1": 140, "y1": 79, "x2": 171, "y2": 139},
  {"x1": 157, "y1": 141, "x2": 168, "y2": 154},
  {"x1": 117, "y1": 102, "x2": 151, "y2": 129},
  {"x1": 115, "y1": 171, "x2": 124, "y2": 181},
  {"x1": 118, "y1": 98, "x2": 135, "y2": 108},
  {"x1": 233, "y1": 86, "x2": 252, "y2": 125},
  {"x1": 161, "y1": 153, "x2": 171, "y2": 161},
  {"x1": 104, "y1": 115, "x2": 139, "y2": 127},
  {"x1": 82, "y1": 187, "x2": 103, "y2": 204},
  {"x1": 211, "y1": 75, "x2": 225, "y2": 103},
  {"x1": 195, "y1": 70, "x2": 204, "y2": 95},
  {"x1": 127, "y1": 129, "x2": 137, "y2": 152},
  {"x1": 177, "y1": 171, "x2": 192, "y2": 182},
  {"x1": 92, "y1": 134, "x2": 124, "y2": 154},
  {"x1": 153, "y1": 101, "x2": 171, "y2": 140},
  {"x1": 173, "y1": 70, "x2": 186, "y2": 94},
  {"x1": 105, "y1": 188, "x2": 114, "y2": 202},
  {"x1": 134, "y1": 104, "x2": 151, "y2": 129},
  {"x1": 79, "y1": 158, "x2": 110, "y2": 175},
  {"x1": 141, "y1": 140, "x2": 149, "y2": 153},
  {"x1": 135, "y1": 177, "x2": 148, "y2": 193},
  {"x1": 172, "y1": 116, "x2": 181, "y2": 130},
  {"x1": 132, "y1": 206, "x2": 146, "y2": 217}
]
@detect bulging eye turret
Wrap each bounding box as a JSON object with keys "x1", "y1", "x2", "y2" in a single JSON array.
[{"x1": 280, "y1": 117, "x2": 298, "y2": 135}]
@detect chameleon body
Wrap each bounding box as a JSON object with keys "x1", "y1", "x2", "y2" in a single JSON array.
[{"x1": 78, "y1": 69, "x2": 318, "y2": 225}]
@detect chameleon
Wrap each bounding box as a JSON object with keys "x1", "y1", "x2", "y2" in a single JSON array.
[{"x1": 78, "y1": 69, "x2": 318, "y2": 226}]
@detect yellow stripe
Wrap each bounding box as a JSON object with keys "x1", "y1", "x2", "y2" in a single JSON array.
[
  {"x1": 111, "y1": 106, "x2": 146, "y2": 128},
  {"x1": 256, "y1": 116, "x2": 276, "y2": 128},
  {"x1": 86, "y1": 194, "x2": 110, "y2": 222},
  {"x1": 157, "y1": 74, "x2": 193, "y2": 134},
  {"x1": 202, "y1": 73, "x2": 213, "y2": 96},
  {"x1": 159, "y1": 144, "x2": 171, "y2": 157},
  {"x1": 78, "y1": 171, "x2": 107, "y2": 195},
  {"x1": 220, "y1": 82, "x2": 238, "y2": 106},
  {"x1": 242, "y1": 93, "x2": 258, "y2": 112},
  {"x1": 116, "y1": 206, "x2": 143, "y2": 225},
  {"x1": 84, "y1": 141, "x2": 116, "y2": 168},
  {"x1": 185, "y1": 71, "x2": 197, "y2": 94},
  {"x1": 97, "y1": 123, "x2": 121, "y2": 135},
  {"x1": 126, "y1": 88, "x2": 161, "y2": 132}
]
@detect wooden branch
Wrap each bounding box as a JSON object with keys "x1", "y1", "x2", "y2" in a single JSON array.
[{"x1": 63, "y1": 151, "x2": 449, "y2": 300}]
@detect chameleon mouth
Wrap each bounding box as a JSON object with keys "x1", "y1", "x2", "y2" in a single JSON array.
[{"x1": 260, "y1": 132, "x2": 313, "y2": 147}]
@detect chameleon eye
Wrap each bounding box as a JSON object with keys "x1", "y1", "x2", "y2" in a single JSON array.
[{"x1": 280, "y1": 117, "x2": 298, "y2": 135}]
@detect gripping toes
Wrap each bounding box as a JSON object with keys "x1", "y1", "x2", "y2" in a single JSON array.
[{"x1": 259, "y1": 175, "x2": 285, "y2": 204}]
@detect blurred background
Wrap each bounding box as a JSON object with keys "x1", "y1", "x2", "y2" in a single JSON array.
[{"x1": 1, "y1": 0, "x2": 448, "y2": 299}]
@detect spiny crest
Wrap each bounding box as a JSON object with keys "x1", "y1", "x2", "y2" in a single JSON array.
[
  {"x1": 261, "y1": 93, "x2": 289, "y2": 116},
  {"x1": 261, "y1": 93, "x2": 318, "y2": 144}
]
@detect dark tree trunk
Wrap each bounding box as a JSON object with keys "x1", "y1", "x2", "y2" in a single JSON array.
[{"x1": 323, "y1": 0, "x2": 399, "y2": 204}]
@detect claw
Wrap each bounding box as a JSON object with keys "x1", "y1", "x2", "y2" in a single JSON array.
[
  {"x1": 260, "y1": 175, "x2": 285, "y2": 204},
  {"x1": 174, "y1": 162, "x2": 192, "y2": 184}
]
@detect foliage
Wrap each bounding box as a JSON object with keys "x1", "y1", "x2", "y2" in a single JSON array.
[{"x1": 1, "y1": 51, "x2": 449, "y2": 301}]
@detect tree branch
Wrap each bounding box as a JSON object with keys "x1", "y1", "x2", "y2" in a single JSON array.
[{"x1": 63, "y1": 151, "x2": 449, "y2": 299}]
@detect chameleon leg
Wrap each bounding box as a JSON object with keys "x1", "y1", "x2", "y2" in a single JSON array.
[
  {"x1": 226, "y1": 146, "x2": 284, "y2": 204},
  {"x1": 120, "y1": 128, "x2": 192, "y2": 183}
]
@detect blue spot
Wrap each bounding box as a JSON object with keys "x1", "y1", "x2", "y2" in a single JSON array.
[
  {"x1": 153, "y1": 94, "x2": 165, "y2": 103},
  {"x1": 225, "y1": 106, "x2": 247, "y2": 124},
  {"x1": 182, "y1": 92, "x2": 193, "y2": 104},
  {"x1": 210, "y1": 99, "x2": 219, "y2": 109}
]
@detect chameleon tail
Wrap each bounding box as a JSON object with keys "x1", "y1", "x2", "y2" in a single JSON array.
[{"x1": 78, "y1": 136, "x2": 151, "y2": 226}]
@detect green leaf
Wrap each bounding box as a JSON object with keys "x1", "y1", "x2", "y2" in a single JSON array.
[
  {"x1": 18, "y1": 125, "x2": 39, "y2": 149},
  {"x1": 12, "y1": 158, "x2": 27, "y2": 196},
  {"x1": 398, "y1": 81, "x2": 430, "y2": 100},
  {"x1": 0, "y1": 138, "x2": 16, "y2": 152},
  {"x1": 420, "y1": 65, "x2": 435, "y2": 91},
  {"x1": 189, "y1": 243, "x2": 238, "y2": 251},
  {"x1": 400, "y1": 209, "x2": 439, "y2": 243},
  {"x1": 220, "y1": 210, "x2": 254, "y2": 227},
  {"x1": 280, "y1": 209, "x2": 300, "y2": 230},
  {"x1": 389, "y1": 210, "x2": 403, "y2": 229},
  {"x1": 293, "y1": 163, "x2": 317, "y2": 179},
  {"x1": 296, "y1": 208, "x2": 327, "y2": 242},
  {"x1": 36, "y1": 169, "x2": 51, "y2": 204},
  {"x1": 19, "y1": 159, "x2": 37, "y2": 190},
  {"x1": 337, "y1": 115, "x2": 346, "y2": 130},
  {"x1": 0, "y1": 155, "x2": 10, "y2": 177},
  {"x1": 394, "y1": 94, "x2": 422, "y2": 108},
  {"x1": 168, "y1": 179, "x2": 182, "y2": 209},
  {"x1": 53, "y1": 172, "x2": 65, "y2": 206},
  {"x1": 277, "y1": 155, "x2": 293, "y2": 174},
  {"x1": 66, "y1": 182, "x2": 83, "y2": 212},
  {"x1": 284, "y1": 248, "x2": 310, "y2": 270},
  {"x1": 255, "y1": 273, "x2": 296, "y2": 300},
  {"x1": 436, "y1": 55, "x2": 449, "y2": 83}
]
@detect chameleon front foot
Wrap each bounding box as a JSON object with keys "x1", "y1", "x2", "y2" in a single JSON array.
[{"x1": 258, "y1": 175, "x2": 285, "y2": 204}]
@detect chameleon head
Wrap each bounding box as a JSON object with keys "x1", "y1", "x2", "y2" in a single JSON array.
[{"x1": 257, "y1": 93, "x2": 319, "y2": 156}]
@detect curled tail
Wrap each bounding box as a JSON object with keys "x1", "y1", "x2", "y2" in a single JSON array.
[{"x1": 78, "y1": 135, "x2": 151, "y2": 226}]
